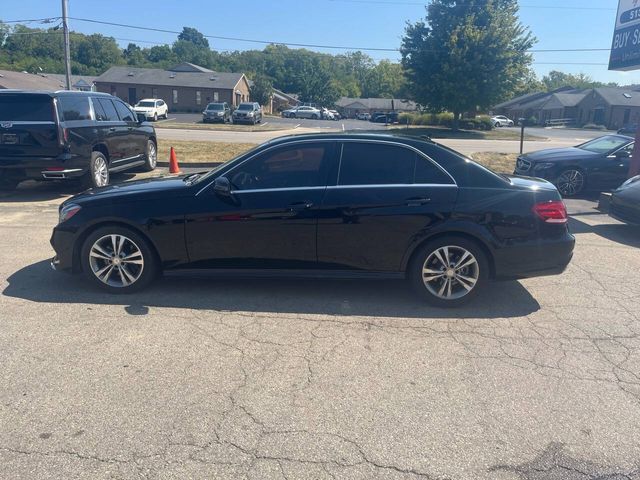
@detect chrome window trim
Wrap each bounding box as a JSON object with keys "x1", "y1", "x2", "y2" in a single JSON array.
[
  {"x1": 196, "y1": 137, "x2": 457, "y2": 196},
  {"x1": 230, "y1": 186, "x2": 327, "y2": 194},
  {"x1": 326, "y1": 184, "x2": 457, "y2": 189}
]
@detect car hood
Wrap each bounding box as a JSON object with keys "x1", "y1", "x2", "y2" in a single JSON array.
[
  {"x1": 134, "y1": 107, "x2": 154, "y2": 111},
  {"x1": 67, "y1": 176, "x2": 193, "y2": 205},
  {"x1": 521, "y1": 147, "x2": 598, "y2": 162}
]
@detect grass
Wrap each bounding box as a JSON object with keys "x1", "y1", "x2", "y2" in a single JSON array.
[
  {"x1": 156, "y1": 140, "x2": 256, "y2": 164},
  {"x1": 155, "y1": 121, "x2": 294, "y2": 132},
  {"x1": 377, "y1": 126, "x2": 545, "y2": 141},
  {"x1": 470, "y1": 152, "x2": 518, "y2": 174}
]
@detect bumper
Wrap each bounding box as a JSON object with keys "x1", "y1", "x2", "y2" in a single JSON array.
[
  {"x1": 1, "y1": 153, "x2": 87, "y2": 181},
  {"x1": 50, "y1": 226, "x2": 78, "y2": 272},
  {"x1": 493, "y1": 234, "x2": 575, "y2": 280},
  {"x1": 233, "y1": 117, "x2": 254, "y2": 123},
  {"x1": 203, "y1": 116, "x2": 226, "y2": 122}
]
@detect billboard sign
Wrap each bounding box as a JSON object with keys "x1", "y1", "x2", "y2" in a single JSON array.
[{"x1": 609, "y1": 0, "x2": 640, "y2": 70}]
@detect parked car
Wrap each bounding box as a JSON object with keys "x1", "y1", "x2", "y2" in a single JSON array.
[
  {"x1": 321, "y1": 108, "x2": 336, "y2": 120},
  {"x1": 232, "y1": 102, "x2": 262, "y2": 125},
  {"x1": 356, "y1": 112, "x2": 371, "y2": 121},
  {"x1": 202, "y1": 102, "x2": 231, "y2": 123},
  {"x1": 514, "y1": 134, "x2": 634, "y2": 197},
  {"x1": 50, "y1": 133, "x2": 574, "y2": 307},
  {"x1": 371, "y1": 112, "x2": 399, "y2": 123},
  {"x1": 0, "y1": 90, "x2": 157, "y2": 189},
  {"x1": 491, "y1": 115, "x2": 514, "y2": 127},
  {"x1": 617, "y1": 124, "x2": 637, "y2": 135},
  {"x1": 133, "y1": 98, "x2": 168, "y2": 121},
  {"x1": 329, "y1": 110, "x2": 341, "y2": 120},
  {"x1": 282, "y1": 106, "x2": 322, "y2": 119},
  {"x1": 610, "y1": 174, "x2": 640, "y2": 225}
]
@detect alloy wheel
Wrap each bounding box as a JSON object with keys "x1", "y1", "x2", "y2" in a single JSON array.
[
  {"x1": 422, "y1": 246, "x2": 479, "y2": 300},
  {"x1": 557, "y1": 169, "x2": 584, "y2": 196},
  {"x1": 89, "y1": 234, "x2": 145, "y2": 288},
  {"x1": 147, "y1": 142, "x2": 157, "y2": 169},
  {"x1": 94, "y1": 156, "x2": 109, "y2": 187}
]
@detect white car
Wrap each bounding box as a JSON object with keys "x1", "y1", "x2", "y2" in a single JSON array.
[
  {"x1": 282, "y1": 106, "x2": 322, "y2": 119},
  {"x1": 491, "y1": 115, "x2": 514, "y2": 127},
  {"x1": 133, "y1": 99, "x2": 169, "y2": 121},
  {"x1": 356, "y1": 112, "x2": 371, "y2": 121}
]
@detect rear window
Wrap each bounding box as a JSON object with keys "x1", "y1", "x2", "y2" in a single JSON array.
[
  {"x1": 57, "y1": 96, "x2": 92, "y2": 121},
  {"x1": 0, "y1": 95, "x2": 54, "y2": 121}
]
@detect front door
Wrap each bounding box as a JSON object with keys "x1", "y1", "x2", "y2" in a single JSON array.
[
  {"x1": 317, "y1": 141, "x2": 458, "y2": 271},
  {"x1": 594, "y1": 143, "x2": 633, "y2": 190},
  {"x1": 128, "y1": 88, "x2": 137, "y2": 106},
  {"x1": 113, "y1": 99, "x2": 146, "y2": 162},
  {"x1": 185, "y1": 142, "x2": 337, "y2": 269}
]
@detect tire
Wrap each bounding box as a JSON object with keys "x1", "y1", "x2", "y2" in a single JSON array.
[
  {"x1": 556, "y1": 168, "x2": 585, "y2": 197},
  {"x1": 290, "y1": 113, "x2": 296, "y2": 119},
  {"x1": 0, "y1": 172, "x2": 20, "y2": 190},
  {"x1": 408, "y1": 236, "x2": 489, "y2": 307},
  {"x1": 80, "y1": 226, "x2": 159, "y2": 294},
  {"x1": 312, "y1": 114, "x2": 319, "y2": 120},
  {"x1": 141, "y1": 140, "x2": 157, "y2": 172},
  {"x1": 153, "y1": 113, "x2": 158, "y2": 122},
  {"x1": 83, "y1": 151, "x2": 109, "y2": 189}
]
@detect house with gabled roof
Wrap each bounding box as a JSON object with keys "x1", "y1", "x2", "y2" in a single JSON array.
[{"x1": 94, "y1": 62, "x2": 251, "y2": 111}]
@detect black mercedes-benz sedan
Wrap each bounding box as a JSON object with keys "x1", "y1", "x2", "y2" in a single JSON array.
[
  {"x1": 610, "y1": 175, "x2": 640, "y2": 225},
  {"x1": 514, "y1": 134, "x2": 634, "y2": 197},
  {"x1": 51, "y1": 133, "x2": 574, "y2": 307}
]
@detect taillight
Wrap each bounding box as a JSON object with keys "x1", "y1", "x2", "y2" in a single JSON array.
[{"x1": 533, "y1": 200, "x2": 568, "y2": 224}]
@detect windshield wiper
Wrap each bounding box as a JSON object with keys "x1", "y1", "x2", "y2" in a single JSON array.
[{"x1": 183, "y1": 173, "x2": 202, "y2": 184}]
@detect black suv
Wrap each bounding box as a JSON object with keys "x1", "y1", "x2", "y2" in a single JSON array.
[{"x1": 0, "y1": 90, "x2": 157, "y2": 189}]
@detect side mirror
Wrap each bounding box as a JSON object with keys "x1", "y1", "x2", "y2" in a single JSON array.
[
  {"x1": 213, "y1": 176, "x2": 232, "y2": 196},
  {"x1": 136, "y1": 112, "x2": 146, "y2": 123},
  {"x1": 616, "y1": 150, "x2": 631, "y2": 158}
]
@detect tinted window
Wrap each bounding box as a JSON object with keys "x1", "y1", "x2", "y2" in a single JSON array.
[
  {"x1": 0, "y1": 95, "x2": 53, "y2": 121},
  {"x1": 414, "y1": 157, "x2": 453, "y2": 184},
  {"x1": 338, "y1": 143, "x2": 415, "y2": 185},
  {"x1": 58, "y1": 96, "x2": 91, "y2": 121},
  {"x1": 97, "y1": 99, "x2": 119, "y2": 121},
  {"x1": 92, "y1": 99, "x2": 107, "y2": 121},
  {"x1": 114, "y1": 101, "x2": 135, "y2": 122},
  {"x1": 230, "y1": 144, "x2": 330, "y2": 190}
]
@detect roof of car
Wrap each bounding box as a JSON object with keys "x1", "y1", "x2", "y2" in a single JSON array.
[
  {"x1": 263, "y1": 132, "x2": 436, "y2": 148},
  {"x1": 0, "y1": 89, "x2": 112, "y2": 97}
]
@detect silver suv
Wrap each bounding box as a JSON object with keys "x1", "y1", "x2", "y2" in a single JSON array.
[{"x1": 232, "y1": 102, "x2": 262, "y2": 125}]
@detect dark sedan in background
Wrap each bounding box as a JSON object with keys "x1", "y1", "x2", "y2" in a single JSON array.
[
  {"x1": 514, "y1": 134, "x2": 634, "y2": 196},
  {"x1": 610, "y1": 175, "x2": 640, "y2": 225},
  {"x1": 51, "y1": 133, "x2": 574, "y2": 307}
]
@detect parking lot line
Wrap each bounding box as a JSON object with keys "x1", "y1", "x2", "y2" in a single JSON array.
[
  {"x1": 156, "y1": 117, "x2": 176, "y2": 123},
  {"x1": 261, "y1": 122, "x2": 269, "y2": 127}
]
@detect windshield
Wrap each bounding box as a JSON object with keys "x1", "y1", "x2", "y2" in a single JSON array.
[
  {"x1": 137, "y1": 101, "x2": 155, "y2": 107},
  {"x1": 194, "y1": 143, "x2": 265, "y2": 183},
  {"x1": 577, "y1": 135, "x2": 631, "y2": 154},
  {"x1": 237, "y1": 104, "x2": 253, "y2": 110},
  {"x1": 206, "y1": 104, "x2": 224, "y2": 110}
]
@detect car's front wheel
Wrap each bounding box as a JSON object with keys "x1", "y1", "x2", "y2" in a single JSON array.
[
  {"x1": 556, "y1": 168, "x2": 585, "y2": 197},
  {"x1": 153, "y1": 113, "x2": 158, "y2": 122},
  {"x1": 141, "y1": 140, "x2": 157, "y2": 172},
  {"x1": 80, "y1": 226, "x2": 159, "y2": 293},
  {"x1": 84, "y1": 151, "x2": 109, "y2": 189},
  {"x1": 409, "y1": 237, "x2": 488, "y2": 307}
]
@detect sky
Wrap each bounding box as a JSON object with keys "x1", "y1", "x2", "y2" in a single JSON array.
[{"x1": 2, "y1": 0, "x2": 637, "y2": 85}]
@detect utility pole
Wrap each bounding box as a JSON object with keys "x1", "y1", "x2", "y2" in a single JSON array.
[{"x1": 61, "y1": 0, "x2": 72, "y2": 90}]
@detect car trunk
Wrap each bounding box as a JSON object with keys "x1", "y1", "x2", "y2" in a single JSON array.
[{"x1": 0, "y1": 94, "x2": 62, "y2": 162}]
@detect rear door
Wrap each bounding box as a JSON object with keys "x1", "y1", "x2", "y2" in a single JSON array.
[
  {"x1": 92, "y1": 97, "x2": 125, "y2": 162},
  {"x1": 0, "y1": 93, "x2": 60, "y2": 163},
  {"x1": 317, "y1": 141, "x2": 458, "y2": 271}
]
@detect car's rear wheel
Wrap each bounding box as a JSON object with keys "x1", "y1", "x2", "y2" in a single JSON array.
[
  {"x1": 153, "y1": 113, "x2": 158, "y2": 122},
  {"x1": 290, "y1": 113, "x2": 296, "y2": 119},
  {"x1": 84, "y1": 151, "x2": 109, "y2": 189},
  {"x1": 312, "y1": 114, "x2": 319, "y2": 120},
  {"x1": 80, "y1": 226, "x2": 159, "y2": 293},
  {"x1": 409, "y1": 237, "x2": 488, "y2": 307},
  {"x1": 556, "y1": 168, "x2": 585, "y2": 197},
  {"x1": 141, "y1": 140, "x2": 157, "y2": 172},
  {"x1": 0, "y1": 172, "x2": 20, "y2": 190}
]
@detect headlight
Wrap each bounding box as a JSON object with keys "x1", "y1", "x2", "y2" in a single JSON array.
[
  {"x1": 620, "y1": 175, "x2": 640, "y2": 189},
  {"x1": 534, "y1": 163, "x2": 555, "y2": 170},
  {"x1": 59, "y1": 203, "x2": 81, "y2": 224},
  {"x1": 247, "y1": 112, "x2": 254, "y2": 116}
]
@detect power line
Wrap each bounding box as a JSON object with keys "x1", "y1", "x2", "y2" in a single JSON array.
[
  {"x1": 0, "y1": 17, "x2": 61, "y2": 23},
  {"x1": 326, "y1": 0, "x2": 616, "y2": 10}
]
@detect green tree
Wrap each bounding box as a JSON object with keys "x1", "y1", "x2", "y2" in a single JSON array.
[
  {"x1": 73, "y1": 34, "x2": 123, "y2": 74},
  {"x1": 172, "y1": 39, "x2": 214, "y2": 68},
  {"x1": 363, "y1": 60, "x2": 406, "y2": 98},
  {"x1": 541, "y1": 70, "x2": 617, "y2": 91},
  {"x1": 400, "y1": 0, "x2": 535, "y2": 128},
  {"x1": 178, "y1": 27, "x2": 209, "y2": 49},
  {"x1": 145, "y1": 45, "x2": 176, "y2": 66},
  {"x1": 123, "y1": 43, "x2": 145, "y2": 66},
  {"x1": 250, "y1": 74, "x2": 273, "y2": 106}
]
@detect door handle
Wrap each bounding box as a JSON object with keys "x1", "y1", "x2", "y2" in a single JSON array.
[
  {"x1": 405, "y1": 197, "x2": 431, "y2": 206},
  {"x1": 109, "y1": 127, "x2": 116, "y2": 132},
  {"x1": 288, "y1": 201, "x2": 314, "y2": 210}
]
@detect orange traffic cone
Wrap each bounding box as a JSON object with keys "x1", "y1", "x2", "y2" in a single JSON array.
[{"x1": 169, "y1": 146, "x2": 181, "y2": 174}]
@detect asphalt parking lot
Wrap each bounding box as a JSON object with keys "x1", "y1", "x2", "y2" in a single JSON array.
[
  {"x1": 2, "y1": 176, "x2": 640, "y2": 479},
  {"x1": 160, "y1": 112, "x2": 387, "y2": 131}
]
